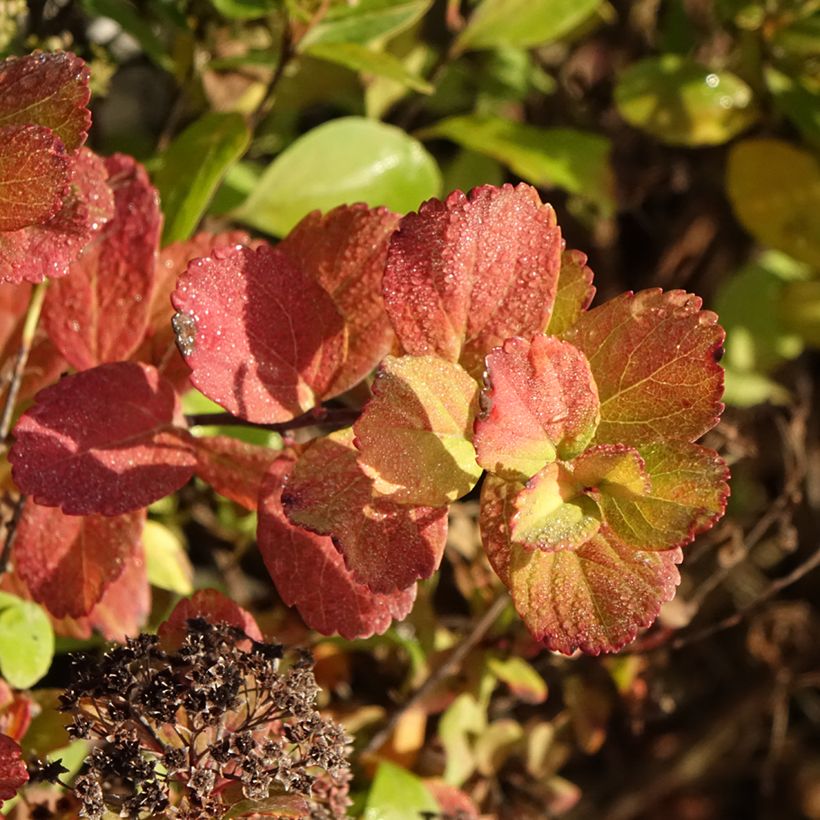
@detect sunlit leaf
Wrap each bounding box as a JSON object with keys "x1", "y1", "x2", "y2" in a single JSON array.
[
  {"x1": 614, "y1": 55, "x2": 756, "y2": 146},
  {"x1": 0, "y1": 593, "x2": 54, "y2": 689},
  {"x1": 234, "y1": 117, "x2": 440, "y2": 237},
  {"x1": 143, "y1": 519, "x2": 193, "y2": 595},
  {"x1": 545, "y1": 250, "x2": 596, "y2": 337},
  {"x1": 354, "y1": 355, "x2": 482, "y2": 505},
  {"x1": 487, "y1": 655, "x2": 548, "y2": 703},
  {"x1": 363, "y1": 760, "x2": 439, "y2": 820},
  {"x1": 563, "y1": 289, "x2": 724, "y2": 446},
  {"x1": 283, "y1": 429, "x2": 448, "y2": 592},
  {"x1": 474, "y1": 335, "x2": 600, "y2": 479}
]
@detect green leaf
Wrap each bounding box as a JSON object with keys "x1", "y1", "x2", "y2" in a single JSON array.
[
  {"x1": 209, "y1": 0, "x2": 278, "y2": 19},
  {"x1": 438, "y1": 693, "x2": 485, "y2": 785},
  {"x1": 614, "y1": 55, "x2": 757, "y2": 146},
  {"x1": 363, "y1": 760, "x2": 439, "y2": 820},
  {"x1": 419, "y1": 114, "x2": 613, "y2": 212},
  {"x1": 154, "y1": 112, "x2": 250, "y2": 244},
  {"x1": 726, "y1": 138, "x2": 820, "y2": 269},
  {"x1": 233, "y1": 117, "x2": 440, "y2": 237},
  {"x1": 300, "y1": 0, "x2": 433, "y2": 49},
  {"x1": 456, "y1": 0, "x2": 602, "y2": 51},
  {"x1": 143, "y1": 519, "x2": 193, "y2": 595},
  {"x1": 0, "y1": 592, "x2": 55, "y2": 689},
  {"x1": 487, "y1": 655, "x2": 548, "y2": 703},
  {"x1": 304, "y1": 42, "x2": 432, "y2": 93},
  {"x1": 766, "y1": 67, "x2": 820, "y2": 150}
]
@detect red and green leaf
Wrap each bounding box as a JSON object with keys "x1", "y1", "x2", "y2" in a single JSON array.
[
  {"x1": 473, "y1": 335, "x2": 600, "y2": 479},
  {"x1": 278, "y1": 203, "x2": 401, "y2": 397},
  {"x1": 353, "y1": 355, "x2": 482, "y2": 506},
  {"x1": 258, "y1": 457, "x2": 416, "y2": 639},
  {"x1": 588, "y1": 441, "x2": 729, "y2": 551},
  {"x1": 282, "y1": 429, "x2": 448, "y2": 593},
  {"x1": 481, "y1": 477, "x2": 682, "y2": 654},
  {"x1": 171, "y1": 243, "x2": 346, "y2": 422},
  {"x1": 563, "y1": 289, "x2": 725, "y2": 446},
  {"x1": 383, "y1": 183, "x2": 562, "y2": 376},
  {"x1": 545, "y1": 249, "x2": 596, "y2": 336},
  {"x1": 9, "y1": 361, "x2": 196, "y2": 516},
  {"x1": 13, "y1": 502, "x2": 145, "y2": 618},
  {"x1": 0, "y1": 734, "x2": 27, "y2": 804},
  {"x1": 570, "y1": 444, "x2": 650, "y2": 496},
  {"x1": 0, "y1": 125, "x2": 68, "y2": 232},
  {"x1": 43, "y1": 154, "x2": 161, "y2": 369},
  {"x1": 510, "y1": 464, "x2": 601, "y2": 552},
  {"x1": 193, "y1": 435, "x2": 281, "y2": 510},
  {"x1": 0, "y1": 51, "x2": 91, "y2": 150}
]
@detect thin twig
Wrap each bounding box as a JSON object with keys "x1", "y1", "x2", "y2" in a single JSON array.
[
  {"x1": 0, "y1": 281, "x2": 48, "y2": 450},
  {"x1": 0, "y1": 495, "x2": 26, "y2": 576},
  {"x1": 184, "y1": 405, "x2": 359, "y2": 434},
  {"x1": 248, "y1": 22, "x2": 295, "y2": 133},
  {"x1": 363, "y1": 592, "x2": 509, "y2": 756}
]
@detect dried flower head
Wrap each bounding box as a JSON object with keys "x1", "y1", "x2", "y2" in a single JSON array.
[{"x1": 58, "y1": 619, "x2": 351, "y2": 819}]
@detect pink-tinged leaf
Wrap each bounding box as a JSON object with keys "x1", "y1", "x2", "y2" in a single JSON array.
[
  {"x1": 282, "y1": 428, "x2": 448, "y2": 593},
  {"x1": 474, "y1": 335, "x2": 600, "y2": 479},
  {"x1": 135, "y1": 231, "x2": 249, "y2": 391},
  {"x1": 0, "y1": 734, "x2": 27, "y2": 804},
  {"x1": 0, "y1": 52, "x2": 91, "y2": 150},
  {"x1": 571, "y1": 444, "x2": 650, "y2": 496},
  {"x1": 171, "y1": 243, "x2": 346, "y2": 422},
  {"x1": 0, "y1": 125, "x2": 68, "y2": 231},
  {"x1": 278, "y1": 204, "x2": 401, "y2": 397},
  {"x1": 353, "y1": 355, "x2": 482, "y2": 506},
  {"x1": 383, "y1": 183, "x2": 562, "y2": 376},
  {"x1": 510, "y1": 463, "x2": 601, "y2": 552},
  {"x1": 545, "y1": 250, "x2": 596, "y2": 336},
  {"x1": 43, "y1": 154, "x2": 161, "y2": 369},
  {"x1": 193, "y1": 435, "x2": 281, "y2": 510},
  {"x1": 425, "y1": 780, "x2": 480, "y2": 819},
  {"x1": 590, "y1": 441, "x2": 729, "y2": 551},
  {"x1": 13, "y1": 502, "x2": 145, "y2": 618},
  {"x1": 158, "y1": 589, "x2": 263, "y2": 647},
  {"x1": 563, "y1": 290, "x2": 725, "y2": 446},
  {"x1": 481, "y1": 477, "x2": 682, "y2": 654},
  {"x1": 0, "y1": 148, "x2": 115, "y2": 285},
  {"x1": 0, "y1": 682, "x2": 32, "y2": 743},
  {"x1": 258, "y1": 457, "x2": 416, "y2": 639},
  {"x1": 9, "y1": 361, "x2": 196, "y2": 516}
]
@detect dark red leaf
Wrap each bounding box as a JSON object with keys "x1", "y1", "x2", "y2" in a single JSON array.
[
  {"x1": 258, "y1": 457, "x2": 416, "y2": 639},
  {"x1": 282, "y1": 429, "x2": 448, "y2": 593},
  {"x1": 193, "y1": 435, "x2": 281, "y2": 510},
  {"x1": 43, "y1": 154, "x2": 161, "y2": 369},
  {"x1": 0, "y1": 51, "x2": 91, "y2": 150},
  {"x1": 9, "y1": 361, "x2": 196, "y2": 516},
  {"x1": 171, "y1": 243, "x2": 346, "y2": 422},
  {"x1": 158, "y1": 589, "x2": 263, "y2": 648},
  {"x1": 0, "y1": 125, "x2": 68, "y2": 232},
  {"x1": 0, "y1": 734, "x2": 27, "y2": 804},
  {"x1": 0, "y1": 148, "x2": 114, "y2": 285},
  {"x1": 383, "y1": 183, "x2": 562, "y2": 376},
  {"x1": 13, "y1": 501, "x2": 145, "y2": 618},
  {"x1": 278, "y1": 204, "x2": 400, "y2": 396}
]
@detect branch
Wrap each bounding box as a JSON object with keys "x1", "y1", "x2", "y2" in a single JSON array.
[
  {"x1": 184, "y1": 405, "x2": 360, "y2": 434},
  {"x1": 0, "y1": 495, "x2": 26, "y2": 576},
  {"x1": 363, "y1": 592, "x2": 510, "y2": 756}
]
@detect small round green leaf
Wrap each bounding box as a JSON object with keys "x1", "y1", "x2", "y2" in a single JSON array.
[{"x1": 0, "y1": 592, "x2": 55, "y2": 689}]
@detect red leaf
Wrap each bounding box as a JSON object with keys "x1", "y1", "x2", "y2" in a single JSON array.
[
  {"x1": 546, "y1": 249, "x2": 596, "y2": 336},
  {"x1": 13, "y1": 502, "x2": 145, "y2": 618},
  {"x1": 0, "y1": 148, "x2": 115, "y2": 285},
  {"x1": 158, "y1": 589, "x2": 263, "y2": 647},
  {"x1": 0, "y1": 734, "x2": 27, "y2": 804},
  {"x1": 171, "y1": 243, "x2": 346, "y2": 422},
  {"x1": 474, "y1": 335, "x2": 600, "y2": 479},
  {"x1": 9, "y1": 361, "x2": 196, "y2": 516},
  {"x1": 0, "y1": 125, "x2": 68, "y2": 232},
  {"x1": 563, "y1": 290, "x2": 725, "y2": 446},
  {"x1": 0, "y1": 682, "x2": 33, "y2": 743},
  {"x1": 282, "y1": 429, "x2": 448, "y2": 593},
  {"x1": 481, "y1": 477, "x2": 681, "y2": 655},
  {"x1": 383, "y1": 183, "x2": 562, "y2": 376},
  {"x1": 134, "y1": 231, "x2": 249, "y2": 390},
  {"x1": 193, "y1": 435, "x2": 281, "y2": 510},
  {"x1": 0, "y1": 52, "x2": 91, "y2": 150},
  {"x1": 43, "y1": 154, "x2": 161, "y2": 369},
  {"x1": 258, "y1": 457, "x2": 416, "y2": 639},
  {"x1": 425, "y1": 780, "x2": 480, "y2": 819},
  {"x1": 278, "y1": 204, "x2": 400, "y2": 396}
]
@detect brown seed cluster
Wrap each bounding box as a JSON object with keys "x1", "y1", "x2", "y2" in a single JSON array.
[{"x1": 57, "y1": 619, "x2": 351, "y2": 819}]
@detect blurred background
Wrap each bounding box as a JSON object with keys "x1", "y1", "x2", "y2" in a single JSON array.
[{"x1": 2, "y1": 1, "x2": 819, "y2": 818}]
